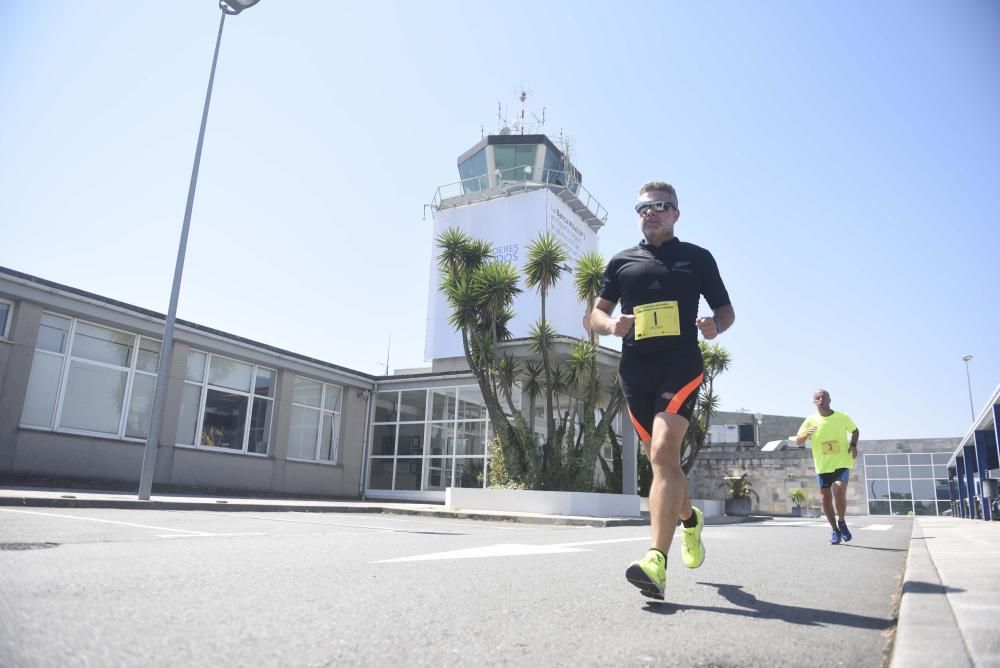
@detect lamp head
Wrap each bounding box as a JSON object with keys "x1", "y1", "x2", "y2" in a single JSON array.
[{"x1": 220, "y1": 0, "x2": 262, "y2": 15}]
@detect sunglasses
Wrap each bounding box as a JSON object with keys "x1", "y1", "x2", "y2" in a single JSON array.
[{"x1": 635, "y1": 200, "x2": 677, "y2": 216}]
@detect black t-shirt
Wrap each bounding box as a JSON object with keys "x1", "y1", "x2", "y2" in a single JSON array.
[{"x1": 599, "y1": 237, "x2": 731, "y2": 354}]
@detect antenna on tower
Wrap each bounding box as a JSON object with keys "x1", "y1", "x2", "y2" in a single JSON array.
[
  {"x1": 531, "y1": 107, "x2": 546, "y2": 129},
  {"x1": 518, "y1": 89, "x2": 527, "y2": 134}
]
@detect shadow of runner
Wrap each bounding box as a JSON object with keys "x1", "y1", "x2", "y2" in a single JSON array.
[
  {"x1": 901, "y1": 581, "x2": 965, "y2": 595},
  {"x1": 840, "y1": 544, "x2": 906, "y2": 552},
  {"x1": 641, "y1": 582, "x2": 892, "y2": 630}
]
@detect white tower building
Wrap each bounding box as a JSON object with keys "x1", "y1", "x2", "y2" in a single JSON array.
[{"x1": 425, "y1": 130, "x2": 608, "y2": 361}]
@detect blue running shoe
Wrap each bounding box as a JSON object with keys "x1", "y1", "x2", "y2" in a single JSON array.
[
  {"x1": 838, "y1": 520, "x2": 852, "y2": 542},
  {"x1": 830, "y1": 529, "x2": 842, "y2": 545}
]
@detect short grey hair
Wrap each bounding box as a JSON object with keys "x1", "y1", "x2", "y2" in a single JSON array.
[{"x1": 638, "y1": 181, "x2": 678, "y2": 206}]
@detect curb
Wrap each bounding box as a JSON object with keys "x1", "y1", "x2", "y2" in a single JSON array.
[
  {"x1": 889, "y1": 518, "x2": 973, "y2": 668},
  {"x1": 0, "y1": 495, "x2": 646, "y2": 528}
]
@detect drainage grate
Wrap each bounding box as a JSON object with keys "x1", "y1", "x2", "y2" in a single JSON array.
[{"x1": 0, "y1": 542, "x2": 61, "y2": 551}]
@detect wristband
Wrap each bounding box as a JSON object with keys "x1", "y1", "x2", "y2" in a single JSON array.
[{"x1": 713, "y1": 316, "x2": 722, "y2": 334}]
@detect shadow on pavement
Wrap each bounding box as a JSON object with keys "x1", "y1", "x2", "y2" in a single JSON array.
[
  {"x1": 901, "y1": 581, "x2": 965, "y2": 595},
  {"x1": 840, "y1": 544, "x2": 906, "y2": 552},
  {"x1": 641, "y1": 582, "x2": 892, "y2": 630}
]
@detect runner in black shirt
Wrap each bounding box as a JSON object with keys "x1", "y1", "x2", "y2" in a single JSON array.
[{"x1": 590, "y1": 181, "x2": 735, "y2": 600}]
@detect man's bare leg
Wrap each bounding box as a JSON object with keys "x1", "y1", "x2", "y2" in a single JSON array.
[
  {"x1": 820, "y1": 487, "x2": 838, "y2": 531},
  {"x1": 832, "y1": 481, "x2": 848, "y2": 522},
  {"x1": 648, "y1": 411, "x2": 693, "y2": 554}
]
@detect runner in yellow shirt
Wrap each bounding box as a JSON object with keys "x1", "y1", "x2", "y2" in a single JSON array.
[{"x1": 795, "y1": 388, "x2": 859, "y2": 545}]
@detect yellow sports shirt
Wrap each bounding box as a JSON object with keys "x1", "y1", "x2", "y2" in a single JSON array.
[{"x1": 797, "y1": 411, "x2": 857, "y2": 474}]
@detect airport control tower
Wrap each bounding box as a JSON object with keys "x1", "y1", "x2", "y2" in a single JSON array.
[{"x1": 425, "y1": 98, "x2": 608, "y2": 362}]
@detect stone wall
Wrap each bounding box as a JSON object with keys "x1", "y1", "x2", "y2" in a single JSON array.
[{"x1": 689, "y1": 437, "x2": 961, "y2": 516}]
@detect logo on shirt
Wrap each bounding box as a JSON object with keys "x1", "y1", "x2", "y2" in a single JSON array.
[{"x1": 669, "y1": 261, "x2": 692, "y2": 273}]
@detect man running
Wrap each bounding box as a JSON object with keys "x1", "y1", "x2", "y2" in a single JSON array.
[
  {"x1": 590, "y1": 181, "x2": 735, "y2": 599},
  {"x1": 795, "y1": 388, "x2": 859, "y2": 544}
]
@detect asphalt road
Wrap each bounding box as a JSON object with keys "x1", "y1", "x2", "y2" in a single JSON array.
[{"x1": 0, "y1": 508, "x2": 912, "y2": 667}]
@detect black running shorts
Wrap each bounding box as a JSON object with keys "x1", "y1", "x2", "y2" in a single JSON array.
[{"x1": 619, "y1": 347, "x2": 704, "y2": 442}]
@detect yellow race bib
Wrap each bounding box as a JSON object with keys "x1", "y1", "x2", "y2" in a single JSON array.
[
  {"x1": 633, "y1": 301, "x2": 680, "y2": 340},
  {"x1": 820, "y1": 440, "x2": 840, "y2": 454}
]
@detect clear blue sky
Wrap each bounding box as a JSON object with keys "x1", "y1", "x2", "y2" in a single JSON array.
[{"x1": 2, "y1": 1, "x2": 998, "y2": 440}]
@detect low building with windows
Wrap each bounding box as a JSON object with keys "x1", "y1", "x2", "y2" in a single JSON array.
[
  {"x1": 0, "y1": 266, "x2": 631, "y2": 502},
  {"x1": 946, "y1": 382, "x2": 1000, "y2": 521},
  {"x1": 0, "y1": 267, "x2": 374, "y2": 498}
]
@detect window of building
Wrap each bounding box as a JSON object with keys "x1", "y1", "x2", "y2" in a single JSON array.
[
  {"x1": 863, "y1": 452, "x2": 952, "y2": 516},
  {"x1": 493, "y1": 144, "x2": 536, "y2": 183},
  {"x1": 542, "y1": 147, "x2": 566, "y2": 186},
  {"x1": 288, "y1": 376, "x2": 343, "y2": 463},
  {"x1": 0, "y1": 298, "x2": 12, "y2": 338},
  {"x1": 175, "y1": 350, "x2": 274, "y2": 455},
  {"x1": 20, "y1": 313, "x2": 161, "y2": 441},
  {"x1": 458, "y1": 148, "x2": 487, "y2": 193},
  {"x1": 368, "y1": 385, "x2": 495, "y2": 493}
]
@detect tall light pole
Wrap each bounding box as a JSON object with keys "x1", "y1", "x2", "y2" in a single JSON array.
[
  {"x1": 138, "y1": 0, "x2": 263, "y2": 500},
  {"x1": 962, "y1": 354, "x2": 975, "y2": 422}
]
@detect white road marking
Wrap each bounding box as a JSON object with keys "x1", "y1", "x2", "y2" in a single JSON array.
[
  {"x1": 859, "y1": 524, "x2": 893, "y2": 531},
  {"x1": 558, "y1": 536, "x2": 663, "y2": 548},
  {"x1": 375, "y1": 543, "x2": 590, "y2": 563},
  {"x1": 157, "y1": 533, "x2": 265, "y2": 538},
  {"x1": 0, "y1": 508, "x2": 212, "y2": 535},
  {"x1": 762, "y1": 520, "x2": 827, "y2": 527},
  {"x1": 375, "y1": 536, "x2": 651, "y2": 563}
]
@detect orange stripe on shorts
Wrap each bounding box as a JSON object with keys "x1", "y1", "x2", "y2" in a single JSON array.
[
  {"x1": 666, "y1": 373, "x2": 704, "y2": 414},
  {"x1": 627, "y1": 405, "x2": 652, "y2": 443}
]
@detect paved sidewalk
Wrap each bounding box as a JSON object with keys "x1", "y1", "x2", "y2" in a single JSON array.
[
  {"x1": 4, "y1": 485, "x2": 998, "y2": 666},
  {"x1": 891, "y1": 516, "x2": 1000, "y2": 667}
]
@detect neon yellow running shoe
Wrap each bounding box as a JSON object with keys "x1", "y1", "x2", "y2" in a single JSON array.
[
  {"x1": 681, "y1": 507, "x2": 705, "y2": 569},
  {"x1": 625, "y1": 549, "x2": 666, "y2": 599}
]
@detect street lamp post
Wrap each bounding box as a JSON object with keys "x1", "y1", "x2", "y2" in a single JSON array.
[
  {"x1": 962, "y1": 354, "x2": 975, "y2": 422},
  {"x1": 138, "y1": 0, "x2": 262, "y2": 500}
]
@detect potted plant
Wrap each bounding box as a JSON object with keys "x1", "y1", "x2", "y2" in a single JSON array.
[
  {"x1": 719, "y1": 473, "x2": 759, "y2": 516},
  {"x1": 790, "y1": 487, "x2": 807, "y2": 516}
]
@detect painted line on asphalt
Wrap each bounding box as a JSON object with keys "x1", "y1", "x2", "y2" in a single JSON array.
[
  {"x1": 375, "y1": 543, "x2": 590, "y2": 562},
  {"x1": 858, "y1": 524, "x2": 894, "y2": 531},
  {"x1": 557, "y1": 536, "x2": 662, "y2": 548},
  {"x1": 157, "y1": 532, "x2": 266, "y2": 538},
  {"x1": 375, "y1": 535, "x2": 651, "y2": 563},
  {"x1": 223, "y1": 513, "x2": 478, "y2": 534},
  {"x1": 0, "y1": 508, "x2": 213, "y2": 535}
]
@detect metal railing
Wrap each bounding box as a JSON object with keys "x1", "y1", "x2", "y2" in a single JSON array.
[{"x1": 429, "y1": 167, "x2": 608, "y2": 227}]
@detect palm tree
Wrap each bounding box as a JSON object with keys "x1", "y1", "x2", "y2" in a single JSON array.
[
  {"x1": 523, "y1": 232, "x2": 568, "y2": 479},
  {"x1": 436, "y1": 229, "x2": 530, "y2": 480},
  {"x1": 573, "y1": 251, "x2": 606, "y2": 346}
]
